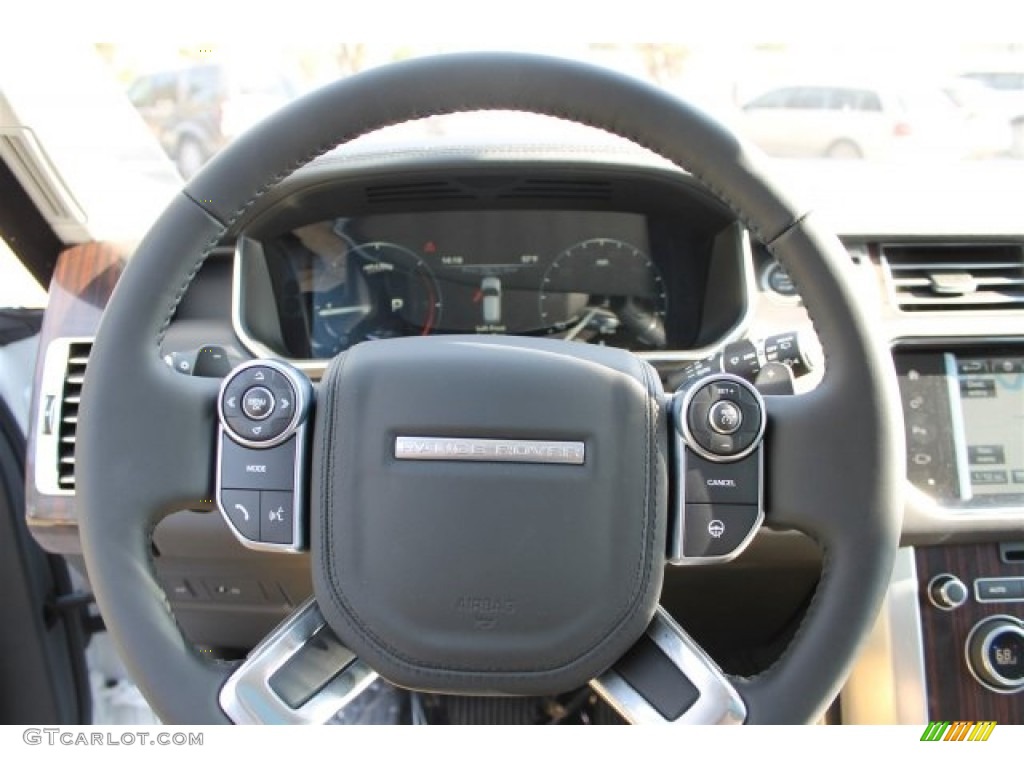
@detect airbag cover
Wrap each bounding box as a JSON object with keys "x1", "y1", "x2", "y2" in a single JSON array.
[{"x1": 312, "y1": 336, "x2": 666, "y2": 694}]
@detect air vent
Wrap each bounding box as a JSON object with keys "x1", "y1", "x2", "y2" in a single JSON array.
[
  {"x1": 35, "y1": 338, "x2": 92, "y2": 496},
  {"x1": 56, "y1": 342, "x2": 90, "y2": 490},
  {"x1": 365, "y1": 181, "x2": 475, "y2": 204},
  {"x1": 882, "y1": 243, "x2": 1024, "y2": 311},
  {"x1": 498, "y1": 178, "x2": 613, "y2": 201},
  {"x1": 365, "y1": 177, "x2": 614, "y2": 204}
]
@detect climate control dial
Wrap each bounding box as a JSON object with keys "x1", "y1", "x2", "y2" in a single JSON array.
[{"x1": 966, "y1": 616, "x2": 1024, "y2": 694}]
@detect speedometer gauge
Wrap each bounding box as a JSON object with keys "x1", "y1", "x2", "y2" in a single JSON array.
[
  {"x1": 538, "y1": 239, "x2": 667, "y2": 349},
  {"x1": 353, "y1": 242, "x2": 444, "y2": 337}
]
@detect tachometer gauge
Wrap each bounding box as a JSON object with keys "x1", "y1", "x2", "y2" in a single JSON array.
[
  {"x1": 538, "y1": 238, "x2": 667, "y2": 349},
  {"x1": 353, "y1": 242, "x2": 443, "y2": 336}
]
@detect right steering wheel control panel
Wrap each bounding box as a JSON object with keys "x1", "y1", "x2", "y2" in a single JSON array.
[{"x1": 669, "y1": 374, "x2": 766, "y2": 564}]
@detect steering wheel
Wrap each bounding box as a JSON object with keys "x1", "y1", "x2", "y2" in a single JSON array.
[{"x1": 77, "y1": 53, "x2": 903, "y2": 725}]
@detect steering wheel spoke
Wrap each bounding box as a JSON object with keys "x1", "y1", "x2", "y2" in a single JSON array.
[
  {"x1": 761, "y1": 376, "x2": 898, "y2": 549},
  {"x1": 591, "y1": 607, "x2": 745, "y2": 724},
  {"x1": 221, "y1": 599, "x2": 378, "y2": 725},
  {"x1": 87, "y1": 363, "x2": 222, "y2": 516}
]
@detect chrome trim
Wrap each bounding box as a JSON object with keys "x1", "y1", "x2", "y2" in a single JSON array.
[
  {"x1": 394, "y1": 436, "x2": 585, "y2": 465},
  {"x1": 925, "y1": 573, "x2": 967, "y2": 611},
  {"x1": 215, "y1": 359, "x2": 314, "y2": 553},
  {"x1": 840, "y1": 547, "x2": 929, "y2": 724},
  {"x1": 974, "y1": 577, "x2": 1024, "y2": 604},
  {"x1": 590, "y1": 606, "x2": 745, "y2": 725},
  {"x1": 903, "y1": 482, "x2": 1024, "y2": 539},
  {"x1": 942, "y1": 352, "x2": 972, "y2": 502},
  {"x1": 233, "y1": 238, "x2": 327, "y2": 377},
  {"x1": 964, "y1": 615, "x2": 1024, "y2": 694},
  {"x1": 34, "y1": 337, "x2": 92, "y2": 497},
  {"x1": 220, "y1": 599, "x2": 378, "y2": 724}
]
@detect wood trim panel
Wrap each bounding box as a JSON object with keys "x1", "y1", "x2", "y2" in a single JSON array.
[
  {"x1": 25, "y1": 241, "x2": 129, "y2": 552},
  {"x1": 916, "y1": 544, "x2": 1024, "y2": 722}
]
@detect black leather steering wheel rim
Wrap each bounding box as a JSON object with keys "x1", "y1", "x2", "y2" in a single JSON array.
[{"x1": 77, "y1": 52, "x2": 903, "y2": 724}]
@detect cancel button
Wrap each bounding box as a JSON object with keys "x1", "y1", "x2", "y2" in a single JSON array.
[{"x1": 684, "y1": 448, "x2": 759, "y2": 505}]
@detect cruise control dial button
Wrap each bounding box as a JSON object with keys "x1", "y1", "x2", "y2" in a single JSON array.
[{"x1": 708, "y1": 400, "x2": 742, "y2": 434}]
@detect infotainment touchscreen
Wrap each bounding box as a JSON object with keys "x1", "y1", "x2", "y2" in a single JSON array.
[
  {"x1": 895, "y1": 349, "x2": 1024, "y2": 507},
  {"x1": 957, "y1": 355, "x2": 1024, "y2": 499}
]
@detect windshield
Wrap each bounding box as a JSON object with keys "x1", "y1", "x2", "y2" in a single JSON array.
[
  {"x1": 103, "y1": 42, "x2": 1024, "y2": 173},
  {"x1": 1, "y1": 38, "x2": 1023, "y2": 275}
]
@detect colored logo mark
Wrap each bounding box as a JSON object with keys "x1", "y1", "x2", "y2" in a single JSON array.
[{"x1": 920, "y1": 721, "x2": 996, "y2": 742}]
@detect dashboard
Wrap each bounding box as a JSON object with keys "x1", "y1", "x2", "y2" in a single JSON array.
[{"x1": 22, "y1": 139, "x2": 1024, "y2": 724}]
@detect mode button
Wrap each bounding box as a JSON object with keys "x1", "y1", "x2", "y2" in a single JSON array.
[{"x1": 221, "y1": 435, "x2": 296, "y2": 491}]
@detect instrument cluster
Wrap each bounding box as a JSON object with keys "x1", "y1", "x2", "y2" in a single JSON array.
[{"x1": 253, "y1": 209, "x2": 671, "y2": 358}]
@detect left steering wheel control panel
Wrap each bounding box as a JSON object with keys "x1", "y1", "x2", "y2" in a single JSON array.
[{"x1": 216, "y1": 360, "x2": 313, "y2": 552}]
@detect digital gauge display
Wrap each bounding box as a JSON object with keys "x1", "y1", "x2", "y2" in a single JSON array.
[{"x1": 267, "y1": 210, "x2": 668, "y2": 357}]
